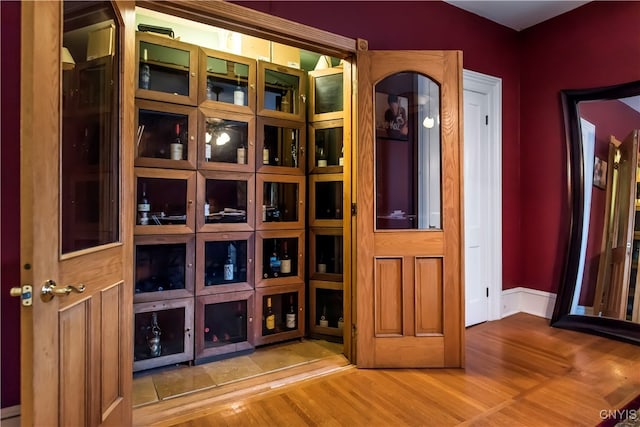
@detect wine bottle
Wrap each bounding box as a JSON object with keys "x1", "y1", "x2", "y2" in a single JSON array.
[
  {"x1": 171, "y1": 123, "x2": 183, "y2": 160},
  {"x1": 224, "y1": 253, "x2": 234, "y2": 281},
  {"x1": 319, "y1": 305, "x2": 329, "y2": 327},
  {"x1": 147, "y1": 312, "x2": 162, "y2": 357},
  {"x1": 137, "y1": 183, "x2": 150, "y2": 225},
  {"x1": 264, "y1": 297, "x2": 275, "y2": 334},
  {"x1": 280, "y1": 241, "x2": 291, "y2": 275},
  {"x1": 204, "y1": 199, "x2": 210, "y2": 218},
  {"x1": 237, "y1": 144, "x2": 246, "y2": 164},
  {"x1": 290, "y1": 130, "x2": 298, "y2": 168},
  {"x1": 233, "y1": 76, "x2": 245, "y2": 106},
  {"x1": 317, "y1": 145, "x2": 327, "y2": 167},
  {"x1": 286, "y1": 295, "x2": 296, "y2": 329},
  {"x1": 263, "y1": 141, "x2": 270, "y2": 165},
  {"x1": 339, "y1": 145, "x2": 344, "y2": 166},
  {"x1": 269, "y1": 240, "x2": 281, "y2": 277},
  {"x1": 205, "y1": 134, "x2": 212, "y2": 162},
  {"x1": 140, "y1": 48, "x2": 150, "y2": 90}
]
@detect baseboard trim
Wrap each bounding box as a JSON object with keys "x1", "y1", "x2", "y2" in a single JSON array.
[
  {"x1": 1, "y1": 405, "x2": 20, "y2": 419},
  {"x1": 502, "y1": 287, "x2": 557, "y2": 319}
]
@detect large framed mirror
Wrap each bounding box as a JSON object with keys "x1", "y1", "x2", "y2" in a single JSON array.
[{"x1": 553, "y1": 80, "x2": 640, "y2": 343}]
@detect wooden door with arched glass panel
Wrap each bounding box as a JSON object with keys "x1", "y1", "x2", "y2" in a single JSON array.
[
  {"x1": 18, "y1": 1, "x2": 134, "y2": 425},
  {"x1": 356, "y1": 47, "x2": 464, "y2": 368}
]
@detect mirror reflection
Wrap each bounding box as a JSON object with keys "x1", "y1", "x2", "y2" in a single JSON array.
[{"x1": 568, "y1": 89, "x2": 640, "y2": 323}]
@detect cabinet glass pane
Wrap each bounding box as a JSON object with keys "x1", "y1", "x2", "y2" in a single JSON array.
[
  {"x1": 261, "y1": 237, "x2": 298, "y2": 279},
  {"x1": 261, "y1": 292, "x2": 298, "y2": 336},
  {"x1": 139, "y1": 41, "x2": 190, "y2": 95},
  {"x1": 205, "y1": 57, "x2": 249, "y2": 107},
  {"x1": 314, "y1": 288, "x2": 343, "y2": 329},
  {"x1": 262, "y1": 182, "x2": 299, "y2": 222},
  {"x1": 203, "y1": 300, "x2": 247, "y2": 346},
  {"x1": 134, "y1": 308, "x2": 185, "y2": 362},
  {"x1": 314, "y1": 126, "x2": 343, "y2": 168},
  {"x1": 61, "y1": 4, "x2": 119, "y2": 254},
  {"x1": 262, "y1": 124, "x2": 300, "y2": 168},
  {"x1": 374, "y1": 73, "x2": 441, "y2": 230},
  {"x1": 315, "y1": 181, "x2": 343, "y2": 220},
  {"x1": 204, "y1": 179, "x2": 247, "y2": 224},
  {"x1": 204, "y1": 240, "x2": 248, "y2": 286},
  {"x1": 204, "y1": 117, "x2": 249, "y2": 165},
  {"x1": 137, "y1": 177, "x2": 187, "y2": 225},
  {"x1": 263, "y1": 69, "x2": 300, "y2": 114},
  {"x1": 138, "y1": 109, "x2": 189, "y2": 160},
  {"x1": 315, "y1": 234, "x2": 343, "y2": 275},
  {"x1": 135, "y1": 243, "x2": 186, "y2": 294},
  {"x1": 314, "y1": 73, "x2": 343, "y2": 114}
]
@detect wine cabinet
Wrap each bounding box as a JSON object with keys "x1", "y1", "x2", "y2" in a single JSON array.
[
  {"x1": 133, "y1": 297, "x2": 194, "y2": 372},
  {"x1": 309, "y1": 174, "x2": 344, "y2": 228},
  {"x1": 257, "y1": 61, "x2": 306, "y2": 122},
  {"x1": 255, "y1": 174, "x2": 306, "y2": 230},
  {"x1": 198, "y1": 107, "x2": 255, "y2": 172},
  {"x1": 255, "y1": 230, "x2": 305, "y2": 288},
  {"x1": 308, "y1": 119, "x2": 344, "y2": 173},
  {"x1": 254, "y1": 284, "x2": 305, "y2": 346},
  {"x1": 309, "y1": 280, "x2": 344, "y2": 338},
  {"x1": 195, "y1": 231, "x2": 254, "y2": 295},
  {"x1": 134, "y1": 234, "x2": 195, "y2": 303},
  {"x1": 308, "y1": 67, "x2": 344, "y2": 122},
  {"x1": 135, "y1": 99, "x2": 198, "y2": 170},
  {"x1": 195, "y1": 291, "x2": 255, "y2": 363},
  {"x1": 135, "y1": 31, "x2": 199, "y2": 106},
  {"x1": 256, "y1": 117, "x2": 306, "y2": 175},
  {"x1": 197, "y1": 171, "x2": 255, "y2": 232}
]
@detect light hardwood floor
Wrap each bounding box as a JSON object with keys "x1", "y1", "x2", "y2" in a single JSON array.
[{"x1": 136, "y1": 313, "x2": 640, "y2": 426}]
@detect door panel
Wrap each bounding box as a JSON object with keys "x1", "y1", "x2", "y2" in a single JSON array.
[
  {"x1": 20, "y1": 1, "x2": 134, "y2": 425},
  {"x1": 356, "y1": 48, "x2": 464, "y2": 368}
]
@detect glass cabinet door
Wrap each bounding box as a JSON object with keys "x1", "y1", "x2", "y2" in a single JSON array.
[
  {"x1": 197, "y1": 171, "x2": 254, "y2": 232},
  {"x1": 308, "y1": 67, "x2": 344, "y2": 122},
  {"x1": 254, "y1": 284, "x2": 305, "y2": 346},
  {"x1": 199, "y1": 48, "x2": 256, "y2": 114},
  {"x1": 257, "y1": 61, "x2": 306, "y2": 122},
  {"x1": 256, "y1": 174, "x2": 305, "y2": 230},
  {"x1": 198, "y1": 108, "x2": 255, "y2": 172},
  {"x1": 135, "y1": 100, "x2": 197, "y2": 169},
  {"x1": 255, "y1": 230, "x2": 305, "y2": 287},
  {"x1": 196, "y1": 231, "x2": 254, "y2": 295},
  {"x1": 310, "y1": 174, "x2": 343, "y2": 228},
  {"x1": 136, "y1": 32, "x2": 198, "y2": 106},
  {"x1": 257, "y1": 117, "x2": 305, "y2": 174},
  {"x1": 309, "y1": 120, "x2": 344, "y2": 173}
]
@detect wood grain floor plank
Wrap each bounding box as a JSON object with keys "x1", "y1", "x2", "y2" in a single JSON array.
[{"x1": 139, "y1": 314, "x2": 640, "y2": 427}]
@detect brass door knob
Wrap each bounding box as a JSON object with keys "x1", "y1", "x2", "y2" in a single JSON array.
[{"x1": 41, "y1": 280, "x2": 85, "y2": 302}]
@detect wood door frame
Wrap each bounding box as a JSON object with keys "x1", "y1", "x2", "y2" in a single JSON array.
[{"x1": 463, "y1": 69, "x2": 502, "y2": 323}]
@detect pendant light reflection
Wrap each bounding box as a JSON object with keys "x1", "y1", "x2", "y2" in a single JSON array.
[
  {"x1": 419, "y1": 94, "x2": 435, "y2": 129},
  {"x1": 205, "y1": 129, "x2": 231, "y2": 146}
]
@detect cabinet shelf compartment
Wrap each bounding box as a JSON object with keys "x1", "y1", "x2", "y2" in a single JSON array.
[
  {"x1": 197, "y1": 171, "x2": 255, "y2": 233},
  {"x1": 135, "y1": 168, "x2": 196, "y2": 234},
  {"x1": 136, "y1": 32, "x2": 198, "y2": 106},
  {"x1": 256, "y1": 230, "x2": 305, "y2": 288},
  {"x1": 254, "y1": 284, "x2": 304, "y2": 346},
  {"x1": 199, "y1": 107, "x2": 255, "y2": 172},
  {"x1": 309, "y1": 228, "x2": 343, "y2": 281},
  {"x1": 308, "y1": 67, "x2": 344, "y2": 122},
  {"x1": 309, "y1": 280, "x2": 344, "y2": 339},
  {"x1": 198, "y1": 47, "x2": 256, "y2": 114},
  {"x1": 256, "y1": 117, "x2": 306, "y2": 175},
  {"x1": 309, "y1": 174, "x2": 344, "y2": 228},
  {"x1": 133, "y1": 297, "x2": 194, "y2": 372},
  {"x1": 195, "y1": 291, "x2": 254, "y2": 363},
  {"x1": 196, "y1": 231, "x2": 254, "y2": 296},
  {"x1": 256, "y1": 174, "x2": 305, "y2": 230},
  {"x1": 135, "y1": 99, "x2": 197, "y2": 169},
  {"x1": 257, "y1": 61, "x2": 306, "y2": 122},
  {"x1": 134, "y1": 234, "x2": 195, "y2": 303},
  {"x1": 308, "y1": 119, "x2": 344, "y2": 173}
]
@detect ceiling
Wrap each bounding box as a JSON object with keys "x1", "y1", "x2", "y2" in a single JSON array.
[{"x1": 445, "y1": 1, "x2": 591, "y2": 31}]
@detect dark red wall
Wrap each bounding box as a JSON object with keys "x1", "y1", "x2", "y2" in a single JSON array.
[
  {"x1": 236, "y1": 0, "x2": 524, "y2": 289},
  {"x1": 519, "y1": 1, "x2": 640, "y2": 293},
  {"x1": 1, "y1": 0, "x2": 22, "y2": 408}
]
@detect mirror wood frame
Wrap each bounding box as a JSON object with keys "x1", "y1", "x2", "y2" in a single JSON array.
[{"x1": 552, "y1": 80, "x2": 640, "y2": 344}]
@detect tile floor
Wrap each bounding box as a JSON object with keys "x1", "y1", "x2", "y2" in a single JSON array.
[{"x1": 133, "y1": 338, "x2": 343, "y2": 407}]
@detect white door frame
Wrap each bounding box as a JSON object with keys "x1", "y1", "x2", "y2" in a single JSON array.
[{"x1": 463, "y1": 69, "x2": 503, "y2": 322}]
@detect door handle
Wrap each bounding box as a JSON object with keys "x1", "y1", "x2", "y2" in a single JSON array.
[{"x1": 41, "y1": 279, "x2": 86, "y2": 302}]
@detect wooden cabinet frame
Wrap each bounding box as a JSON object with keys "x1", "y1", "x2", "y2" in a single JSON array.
[
  {"x1": 255, "y1": 229, "x2": 305, "y2": 288},
  {"x1": 308, "y1": 67, "x2": 345, "y2": 122},
  {"x1": 254, "y1": 284, "x2": 305, "y2": 346},
  {"x1": 308, "y1": 119, "x2": 345, "y2": 174},
  {"x1": 256, "y1": 174, "x2": 306, "y2": 230},
  {"x1": 257, "y1": 60, "x2": 307, "y2": 122},
  {"x1": 255, "y1": 116, "x2": 306, "y2": 175},
  {"x1": 197, "y1": 170, "x2": 255, "y2": 233}
]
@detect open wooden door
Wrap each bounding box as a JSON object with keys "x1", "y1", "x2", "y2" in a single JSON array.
[
  {"x1": 356, "y1": 45, "x2": 464, "y2": 368},
  {"x1": 595, "y1": 132, "x2": 639, "y2": 319},
  {"x1": 16, "y1": 1, "x2": 134, "y2": 425}
]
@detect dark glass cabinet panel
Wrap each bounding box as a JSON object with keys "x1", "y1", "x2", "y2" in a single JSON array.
[
  {"x1": 204, "y1": 240, "x2": 248, "y2": 286},
  {"x1": 314, "y1": 232, "x2": 343, "y2": 277},
  {"x1": 205, "y1": 179, "x2": 247, "y2": 224},
  {"x1": 203, "y1": 115, "x2": 250, "y2": 166},
  {"x1": 204, "y1": 57, "x2": 249, "y2": 106},
  {"x1": 139, "y1": 40, "x2": 189, "y2": 95},
  {"x1": 314, "y1": 72, "x2": 343, "y2": 114},
  {"x1": 314, "y1": 288, "x2": 344, "y2": 329},
  {"x1": 258, "y1": 119, "x2": 303, "y2": 170},
  {"x1": 261, "y1": 237, "x2": 299, "y2": 279},
  {"x1": 203, "y1": 300, "x2": 247, "y2": 345},
  {"x1": 261, "y1": 291, "x2": 299, "y2": 336},
  {"x1": 311, "y1": 122, "x2": 343, "y2": 170},
  {"x1": 136, "y1": 177, "x2": 187, "y2": 225},
  {"x1": 314, "y1": 181, "x2": 343, "y2": 220},
  {"x1": 258, "y1": 61, "x2": 306, "y2": 122},
  {"x1": 262, "y1": 181, "x2": 300, "y2": 223},
  {"x1": 135, "y1": 243, "x2": 186, "y2": 294}
]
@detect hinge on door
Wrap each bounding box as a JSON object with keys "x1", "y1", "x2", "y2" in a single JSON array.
[
  {"x1": 485, "y1": 115, "x2": 489, "y2": 125},
  {"x1": 486, "y1": 287, "x2": 489, "y2": 297},
  {"x1": 351, "y1": 203, "x2": 357, "y2": 216}
]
